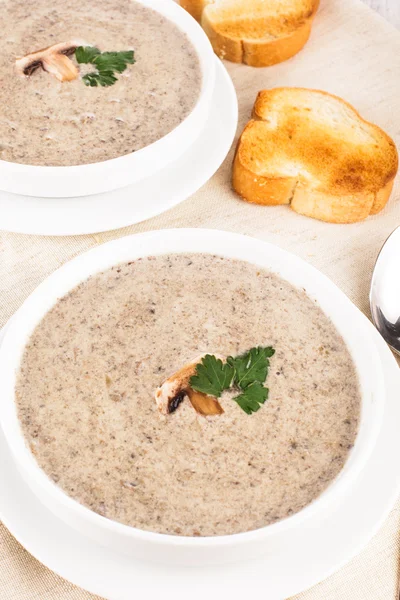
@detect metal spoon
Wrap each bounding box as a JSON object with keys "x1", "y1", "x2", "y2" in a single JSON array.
[
  {"x1": 370, "y1": 226, "x2": 400, "y2": 356},
  {"x1": 370, "y1": 229, "x2": 400, "y2": 600}
]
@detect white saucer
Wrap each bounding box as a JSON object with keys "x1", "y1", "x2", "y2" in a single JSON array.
[
  {"x1": 0, "y1": 314, "x2": 399, "y2": 600},
  {"x1": 0, "y1": 58, "x2": 238, "y2": 236}
]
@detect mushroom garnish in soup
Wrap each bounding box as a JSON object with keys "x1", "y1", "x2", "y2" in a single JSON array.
[
  {"x1": 16, "y1": 255, "x2": 361, "y2": 537},
  {"x1": 1, "y1": 0, "x2": 202, "y2": 166}
]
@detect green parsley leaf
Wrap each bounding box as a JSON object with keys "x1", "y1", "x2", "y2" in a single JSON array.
[
  {"x1": 75, "y1": 46, "x2": 101, "y2": 64},
  {"x1": 93, "y1": 51, "x2": 135, "y2": 74},
  {"x1": 190, "y1": 355, "x2": 234, "y2": 398},
  {"x1": 75, "y1": 46, "x2": 135, "y2": 88},
  {"x1": 233, "y1": 382, "x2": 269, "y2": 415},
  {"x1": 227, "y1": 346, "x2": 275, "y2": 391},
  {"x1": 82, "y1": 71, "x2": 118, "y2": 87},
  {"x1": 188, "y1": 346, "x2": 275, "y2": 415}
]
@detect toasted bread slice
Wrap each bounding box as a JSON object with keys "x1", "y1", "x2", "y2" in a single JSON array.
[
  {"x1": 180, "y1": 0, "x2": 319, "y2": 67},
  {"x1": 233, "y1": 88, "x2": 398, "y2": 223}
]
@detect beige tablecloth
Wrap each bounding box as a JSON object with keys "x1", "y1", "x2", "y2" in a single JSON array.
[{"x1": 1, "y1": 0, "x2": 400, "y2": 597}]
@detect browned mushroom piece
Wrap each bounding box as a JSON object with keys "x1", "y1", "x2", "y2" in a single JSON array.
[
  {"x1": 15, "y1": 41, "x2": 85, "y2": 82},
  {"x1": 186, "y1": 388, "x2": 224, "y2": 416},
  {"x1": 155, "y1": 355, "x2": 224, "y2": 417}
]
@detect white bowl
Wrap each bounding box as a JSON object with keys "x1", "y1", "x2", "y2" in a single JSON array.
[
  {"x1": 0, "y1": 0, "x2": 216, "y2": 198},
  {"x1": 0, "y1": 229, "x2": 385, "y2": 566}
]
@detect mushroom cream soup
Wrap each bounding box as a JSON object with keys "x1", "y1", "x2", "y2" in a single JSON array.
[
  {"x1": 16, "y1": 254, "x2": 361, "y2": 536},
  {"x1": 0, "y1": 0, "x2": 201, "y2": 166}
]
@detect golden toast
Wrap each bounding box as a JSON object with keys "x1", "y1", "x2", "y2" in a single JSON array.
[
  {"x1": 233, "y1": 88, "x2": 398, "y2": 223},
  {"x1": 180, "y1": 0, "x2": 319, "y2": 67}
]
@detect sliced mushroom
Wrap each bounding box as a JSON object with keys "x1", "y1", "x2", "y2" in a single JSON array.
[
  {"x1": 186, "y1": 389, "x2": 224, "y2": 416},
  {"x1": 15, "y1": 40, "x2": 85, "y2": 82},
  {"x1": 155, "y1": 355, "x2": 224, "y2": 416},
  {"x1": 155, "y1": 356, "x2": 202, "y2": 415}
]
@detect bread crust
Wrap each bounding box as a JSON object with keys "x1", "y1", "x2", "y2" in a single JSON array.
[
  {"x1": 180, "y1": 0, "x2": 319, "y2": 67},
  {"x1": 370, "y1": 179, "x2": 395, "y2": 215},
  {"x1": 233, "y1": 88, "x2": 398, "y2": 223},
  {"x1": 290, "y1": 185, "x2": 375, "y2": 224},
  {"x1": 180, "y1": 0, "x2": 208, "y2": 23},
  {"x1": 233, "y1": 143, "x2": 296, "y2": 206}
]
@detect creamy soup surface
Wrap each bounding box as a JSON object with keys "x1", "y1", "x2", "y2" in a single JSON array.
[
  {"x1": 0, "y1": 0, "x2": 201, "y2": 166},
  {"x1": 16, "y1": 255, "x2": 361, "y2": 536}
]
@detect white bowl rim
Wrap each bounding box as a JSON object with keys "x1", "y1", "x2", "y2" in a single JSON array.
[
  {"x1": 0, "y1": 228, "x2": 385, "y2": 548},
  {"x1": 0, "y1": 0, "x2": 214, "y2": 175}
]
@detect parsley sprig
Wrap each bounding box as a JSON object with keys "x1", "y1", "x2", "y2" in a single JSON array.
[
  {"x1": 75, "y1": 46, "x2": 135, "y2": 87},
  {"x1": 190, "y1": 355, "x2": 234, "y2": 398},
  {"x1": 228, "y1": 346, "x2": 275, "y2": 390},
  {"x1": 234, "y1": 382, "x2": 269, "y2": 415},
  {"x1": 189, "y1": 346, "x2": 275, "y2": 415}
]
